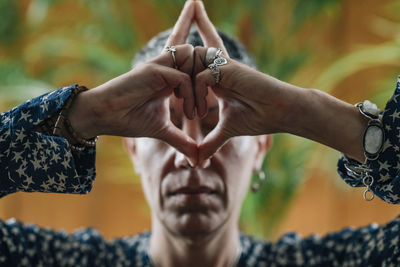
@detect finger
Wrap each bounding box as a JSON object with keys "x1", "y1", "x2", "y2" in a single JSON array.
[
  {"x1": 194, "y1": 1, "x2": 228, "y2": 55},
  {"x1": 198, "y1": 122, "x2": 230, "y2": 163},
  {"x1": 193, "y1": 45, "x2": 208, "y2": 77},
  {"x1": 155, "y1": 64, "x2": 195, "y2": 120},
  {"x1": 164, "y1": 0, "x2": 196, "y2": 48},
  {"x1": 154, "y1": 44, "x2": 194, "y2": 75},
  {"x1": 158, "y1": 123, "x2": 198, "y2": 166},
  {"x1": 194, "y1": 67, "x2": 216, "y2": 118}
]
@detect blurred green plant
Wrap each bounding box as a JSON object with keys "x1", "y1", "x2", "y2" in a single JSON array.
[{"x1": 0, "y1": 0, "x2": 20, "y2": 45}]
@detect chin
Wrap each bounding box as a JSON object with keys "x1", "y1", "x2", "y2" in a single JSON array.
[{"x1": 163, "y1": 212, "x2": 226, "y2": 240}]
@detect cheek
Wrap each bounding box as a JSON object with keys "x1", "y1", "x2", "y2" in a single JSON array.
[
  {"x1": 219, "y1": 137, "x2": 258, "y2": 204},
  {"x1": 219, "y1": 136, "x2": 257, "y2": 170},
  {"x1": 135, "y1": 138, "x2": 171, "y2": 208},
  {"x1": 136, "y1": 138, "x2": 168, "y2": 162}
]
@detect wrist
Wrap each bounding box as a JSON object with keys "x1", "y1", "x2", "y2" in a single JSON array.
[{"x1": 67, "y1": 89, "x2": 100, "y2": 139}]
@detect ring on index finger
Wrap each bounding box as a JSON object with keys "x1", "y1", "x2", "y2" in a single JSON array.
[
  {"x1": 205, "y1": 47, "x2": 223, "y2": 66},
  {"x1": 165, "y1": 46, "x2": 178, "y2": 69}
]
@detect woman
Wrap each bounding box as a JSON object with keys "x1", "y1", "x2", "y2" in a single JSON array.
[{"x1": 0, "y1": 0, "x2": 399, "y2": 266}]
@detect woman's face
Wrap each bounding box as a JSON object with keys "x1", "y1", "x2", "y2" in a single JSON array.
[{"x1": 126, "y1": 91, "x2": 268, "y2": 237}]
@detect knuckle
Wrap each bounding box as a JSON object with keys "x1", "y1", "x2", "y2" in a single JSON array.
[
  {"x1": 195, "y1": 71, "x2": 206, "y2": 82},
  {"x1": 145, "y1": 63, "x2": 157, "y2": 73},
  {"x1": 194, "y1": 46, "x2": 203, "y2": 52},
  {"x1": 181, "y1": 43, "x2": 194, "y2": 51},
  {"x1": 181, "y1": 74, "x2": 191, "y2": 84},
  {"x1": 194, "y1": 46, "x2": 205, "y2": 57},
  {"x1": 168, "y1": 33, "x2": 178, "y2": 41}
]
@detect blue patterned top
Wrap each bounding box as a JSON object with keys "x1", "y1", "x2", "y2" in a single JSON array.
[
  {"x1": 0, "y1": 80, "x2": 400, "y2": 266},
  {"x1": 0, "y1": 84, "x2": 96, "y2": 198}
]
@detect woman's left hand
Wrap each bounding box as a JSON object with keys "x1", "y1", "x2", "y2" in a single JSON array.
[{"x1": 192, "y1": 1, "x2": 297, "y2": 163}]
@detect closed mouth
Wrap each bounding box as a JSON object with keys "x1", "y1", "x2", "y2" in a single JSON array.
[{"x1": 167, "y1": 187, "x2": 218, "y2": 196}]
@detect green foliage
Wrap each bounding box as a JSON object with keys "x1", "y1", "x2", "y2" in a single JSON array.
[
  {"x1": 0, "y1": 61, "x2": 51, "y2": 103},
  {"x1": 314, "y1": 42, "x2": 400, "y2": 93},
  {"x1": 0, "y1": 0, "x2": 20, "y2": 44},
  {"x1": 81, "y1": 0, "x2": 136, "y2": 50},
  {"x1": 291, "y1": 0, "x2": 339, "y2": 31}
]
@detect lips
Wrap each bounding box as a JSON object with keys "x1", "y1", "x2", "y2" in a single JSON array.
[{"x1": 167, "y1": 186, "x2": 218, "y2": 196}]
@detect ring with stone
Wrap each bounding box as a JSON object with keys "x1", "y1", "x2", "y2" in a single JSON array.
[
  {"x1": 165, "y1": 46, "x2": 178, "y2": 69},
  {"x1": 205, "y1": 47, "x2": 223, "y2": 66},
  {"x1": 207, "y1": 54, "x2": 228, "y2": 84}
]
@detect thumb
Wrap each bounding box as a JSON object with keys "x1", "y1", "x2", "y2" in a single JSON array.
[
  {"x1": 198, "y1": 122, "x2": 230, "y2": 163},
  {"x1": 157, "y1": 122, "x2": 198, "y2": 166}
]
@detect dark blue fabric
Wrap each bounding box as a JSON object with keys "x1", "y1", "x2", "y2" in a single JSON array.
[
  {"x1": 0, "y1": 85, "x2": 96, "y2": 198},
  {"x1": 0, "y1": 217, "x2": 399, "y2": 266}
]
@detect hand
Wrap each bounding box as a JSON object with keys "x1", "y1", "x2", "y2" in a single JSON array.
[
  {"x1": 191, "y1": 1, "x2": 294, "y2": 163},
  {"x1": 192, "y1": 1, "x2": 366, "y2": 164},
  {"x1": 68, "y1": 1, "x2": 200, "y2": 161}
]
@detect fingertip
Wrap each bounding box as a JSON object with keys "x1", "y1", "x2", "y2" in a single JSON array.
[
  {"x1": 194, "y1": 0, "x2": 205, "y2": 11},
  {"x1": 183, "y1": 0, "x2": 195, "y2": 10}
]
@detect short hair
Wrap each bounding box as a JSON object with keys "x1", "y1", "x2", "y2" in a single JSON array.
[{"x1": 132, "y1": 26, "x2": 256, "y2": 68}]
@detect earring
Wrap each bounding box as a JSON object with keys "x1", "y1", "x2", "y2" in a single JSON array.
[{"x1": 251, "y1": 170, "x2": 266, "y2": 193}]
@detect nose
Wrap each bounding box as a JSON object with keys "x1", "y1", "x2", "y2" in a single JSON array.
[{"x1": 174, "y1": 117, "x2": 210, "y2": 169}]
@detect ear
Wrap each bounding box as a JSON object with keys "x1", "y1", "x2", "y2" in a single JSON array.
[
  {"x1": 253, "y1": 135, "x2": 272, "y2": 173},
  {"x1": 122, "y1": 137, "x2": 141, "y2": 174}
]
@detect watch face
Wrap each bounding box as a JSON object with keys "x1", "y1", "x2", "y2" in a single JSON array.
[{"x1": 363, "y1": 123, "x2": 384, "y2": 157}]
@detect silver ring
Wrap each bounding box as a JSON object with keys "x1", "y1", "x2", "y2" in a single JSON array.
[
  {"x1": 208, "y1": 63, "x2": 221, "y2": 83},
  {"x1": 205, "y1": 47, "x2": 223, "y2": 66},
  {"x1": 205, "y1": 47, "x2": 218, "y2": 65},
  {"x1": 165, "y1": 46, "x2": 177, "y2": 69},
  {"x1": 207, "y1": 53, "x2": 228, "y2": 84}
]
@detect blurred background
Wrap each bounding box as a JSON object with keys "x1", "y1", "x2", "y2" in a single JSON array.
[{"x1": 1, "y1": 0, "x2": 400, "y2": 241}]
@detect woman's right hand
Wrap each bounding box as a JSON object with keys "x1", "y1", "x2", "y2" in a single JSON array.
[{"x1": 68, "y1": 1, "x2": 199, "y2": 161}]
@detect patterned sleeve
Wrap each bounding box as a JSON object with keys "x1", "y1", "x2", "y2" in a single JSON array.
[
  {"x1": 338, "y1": 76, "x2": 400, "y2": 204},
  {"x1": 0, "y1": 218, "x2": 147, "y2": 266},
  {"x1": 0, "y1": 85, "x2": 96, "y2": 198},
  {"x1": 239, "y1": 216, "x2": 400, "y2": 266}
]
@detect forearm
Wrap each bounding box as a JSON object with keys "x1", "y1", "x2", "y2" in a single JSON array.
[{"x1": 275, "y1": 79, "x2": 368, "y2": 162}]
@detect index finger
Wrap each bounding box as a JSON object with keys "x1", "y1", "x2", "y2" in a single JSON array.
[
  {"x1": 164, "y1": 0, "x2": 196, "y2": 48},
  {"x1": 194, "y1": 1, "x2": 228, "y2": 56}
]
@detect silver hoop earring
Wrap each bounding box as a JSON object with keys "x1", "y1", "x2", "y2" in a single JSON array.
[{"x1": 251, "y1": 170, "x2": 266, "y2": 193}]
